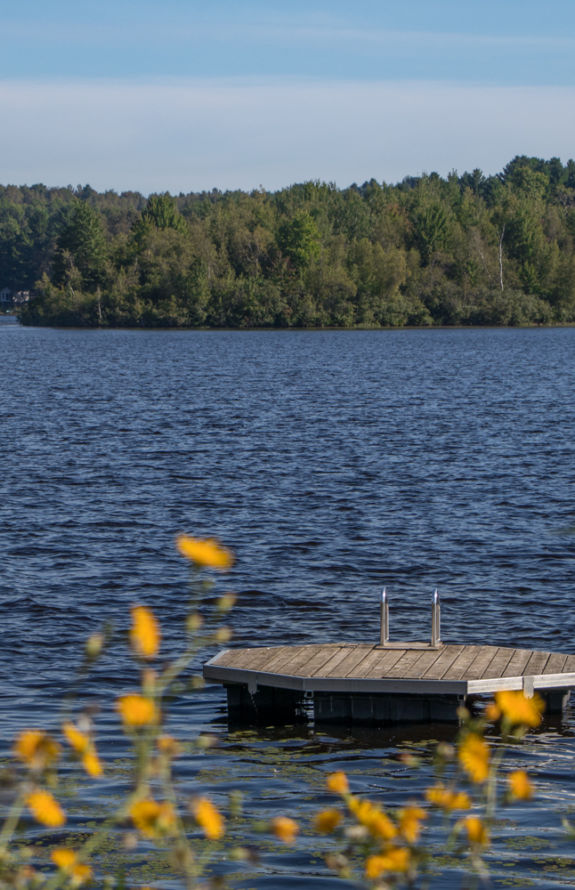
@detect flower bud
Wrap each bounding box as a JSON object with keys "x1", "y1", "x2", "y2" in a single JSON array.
[{"x1": 85, "y1": 634, "x2": 104, "y2": 659}]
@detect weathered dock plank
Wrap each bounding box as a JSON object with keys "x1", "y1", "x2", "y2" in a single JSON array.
[
  {"x1": 422, "y1": 645, "x2": 466, "y2": 680},
  {"x1": 385, "y1": 648, "x2": 433, "y2": 678},
  {"x1": 254, "y1": 645, "x2": 308, "y2": 675},
  {"x1": 312, "y1": 645, "x2": 358, "y2": 677},
  {"x1": 341, "y1": 647, "x2": 379, "y2": 677},
  {"x1": 545, "y1": 653, "x2": 569, "y2": 674},
  {"x1": 320, "y1": 646, "x2": 371, "y2": 678},
  {"x1": 462, "y1": 646, "x2": 501, "y2": 681},
  {"x1": 354, "y1": 647, "x2": 405, "y2": 678},
  {"x1": 440, "y1": 646, "x2": 482, "y2": 681},
  {"x1": 525, "y1": 650, "x2": 552, "y2": 676},
  {"x1": 302, "y1": 645, "x2": 350, "y2": 677},
  {"x1": 215, "y1": 647, "x2": 276, "y2": 671},
  {"x1": 502, "y1": 649, "x2": 533, "y2": 677},
  {"x1": 409, "y1": 647, "x2": 449, "y2": 679},
  {"x1": 480, "y1": 647, "x2": 517, "y2": 679}
]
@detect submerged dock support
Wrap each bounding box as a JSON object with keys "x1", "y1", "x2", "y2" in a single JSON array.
[
  {"x1": 225, "y1": 683, "x2": 464, "y2": 726},
  {"x1": 541, "y1": 688, "x2": 571, "y2": 713},
  {"x1": 314, "y1": 690, "x2": 464, "y2": 725},
  {"x1": 225, "y1": 683, "x2": 306, "y2": 724}
]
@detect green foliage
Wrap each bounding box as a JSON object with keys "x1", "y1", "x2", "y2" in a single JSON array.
[
  {"x1": 276, "y1": 210, "x2": 321, "y2": 271},
  {"x1": 133, "y1": 193, "x2": 188, "y2": 242},
  {"x1": 412, "y1": 202, "x2": 451, "y2": 264},
  {"x1": 9, "y1": 156, "x2": 575, "y2": 328},
  {"x1": 52, "y1": 201, "x2": 108, "y2": 292}
]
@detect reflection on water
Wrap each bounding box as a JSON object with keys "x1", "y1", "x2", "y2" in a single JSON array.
[{"x1": 1, "y1": 321, "x2": 575, "y2": 886}]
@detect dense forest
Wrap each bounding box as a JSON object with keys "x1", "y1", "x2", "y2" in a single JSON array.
[{"x1": 3, "y1": 155, "x2": 575, "y2": 328}]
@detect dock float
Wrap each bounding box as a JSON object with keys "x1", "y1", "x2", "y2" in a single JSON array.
[{"x1": 203, "y1": 592, "x2": 575, "y2": 725}]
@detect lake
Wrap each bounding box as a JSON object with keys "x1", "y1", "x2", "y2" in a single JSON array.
[{"x1": 1, "y1": 318, "x2": 575, "y2": 887}]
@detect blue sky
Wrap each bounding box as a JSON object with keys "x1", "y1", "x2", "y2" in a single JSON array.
[{"x1": 2, "y1": 0, "x2": 575, "y2": 193}]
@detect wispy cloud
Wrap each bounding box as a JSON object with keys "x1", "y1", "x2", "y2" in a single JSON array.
[
  {"x1": 226, "y1": 24, "x2": 575, "y2": 51},
  {"x1": 3, "y1": 19, "x2": 574, "y2": 52},
  {"x1": 1, "y1": 78, "x2": 574, "y2": 193}
]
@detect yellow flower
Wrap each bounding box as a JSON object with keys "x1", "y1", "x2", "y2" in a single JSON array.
[
  {"x1": 130, "y1": 799, "x2": 176, "y2": 838},
  {"x1": 130, "y1": 605, "x2": 160, "y2": 659},
  {"x1": 458, "y1": 733, "x2": 490, "y2": 783},
  {"x1": 157, "y1": 735, "x2": 181, "y2": 758},
  {"x1": 82, "y1": 750, "x2": 103, "y2": 778},
  {"x1": 85, "y1": 632, "x2": 104, "y2": 659},
  {"x1": 14, "y1": 730, "x2": 59, "y2": 769},
  {"x1": 272, "y1": 816, "x2": 299, "y2": 844},
  {"x1": 365, "y1": 847, "x2": 411, "y2": 878},
  {"x1": 187, "y1": 612, "x2": 204, "y2": 632},
  {"x1": 495, "y1": 690, "x2": 544, "y2": 728},
  {"x1": 27, "y1": 790, "x2": 66, "y2": 827},
  {"x1": 63, "y1": 723, "x2": 89, "y2": 754},
  {"x1": 370, "y1": 811, "x2": 398, "y2": 841},
  {"x1": 508, "y1": 769, "x2": 533, "y2": 800},
  {"x1": 63, "y1": 723, "x2": 103, "y2": 777},
  {"x1": 51, "y1": 849, "x2": 77, "y2": 870},
  {"x1": 326, "y1": 771, "x2": 349, "y2": 794},
  {"x1": 176, "y1": 535, "x2": 234, "y2": 570},
  {"x1": 484, "y1": 701, "x2": 501, "y2": 722},
  {"x1": 348, "y1": 797, "x2": 397, "y2": 841},
  {"x1": 117, "y1": 694, "x2": 157, "y2": 727},
  {"x1": 214, "y1": 626, "x2": 233, "y2": 644},
  {"x1": 425, "y1": 783, "x2": 470, "y2": 811},
  {"x1": 313, "y1": 809, "x2": 342, "y2": 834},
  {"x1": 192, "y1": 797, "x2": 225, "y2": 840},
  {"x1": 464, "y1": 815, "x2": 489, "y2": 846},
  {"x1": 217, "y1": 593, "x2": 237, "y2": 613},
  {"x1": 71, "y1": 864, "x2": 92, "y2": 885},
  {"x1": 398, "y1": 805, "x2": 427, "y2": 844},
  {"x1": 51, "y1": 849, "x2": 92, "y2": 885}
]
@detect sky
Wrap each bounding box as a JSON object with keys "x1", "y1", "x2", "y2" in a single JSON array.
[{"x1": 2, "y1": 0, "x2": 575, "y2": 194}]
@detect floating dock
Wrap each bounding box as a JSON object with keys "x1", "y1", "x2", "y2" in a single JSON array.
[{"x1": 203, "y1": 592, "x2": 575, "y2": 725}]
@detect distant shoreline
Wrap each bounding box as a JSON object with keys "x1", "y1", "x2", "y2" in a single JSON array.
[
  {"x1": 10, "y1": 316, "x2": 575, "y2": 333},
  {"x1": 6, "y1": 156, "x2": 575, "y2": 330}
]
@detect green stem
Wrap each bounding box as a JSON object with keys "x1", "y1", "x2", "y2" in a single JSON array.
[
  {"x1": 0, "y1": 788, "x2": 28, "y2": 851},
  {"x1": 485, "y1": 743, "x2": 506, "y2": 822}
]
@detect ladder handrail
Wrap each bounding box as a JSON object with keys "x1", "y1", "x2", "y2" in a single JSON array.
[
  {"x1": 378, "y1": 589, "x2": 442, "y2": 647},
  {"x1": 380, "y1": 588, "x2": 389, "y2": 646}
]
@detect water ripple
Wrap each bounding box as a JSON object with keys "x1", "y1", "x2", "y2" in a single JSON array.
[{"x1": 2, "y1": 321, "x2": 575, "y2": 887}]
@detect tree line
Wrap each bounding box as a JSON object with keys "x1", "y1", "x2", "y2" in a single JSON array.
[{"x1": 3, "y1": 155, "x2": 575, "y2": 328}]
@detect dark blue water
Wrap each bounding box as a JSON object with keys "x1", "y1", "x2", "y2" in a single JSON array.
[{"x1": 1, "y1": 318, "x2": 575, "y2": 887}]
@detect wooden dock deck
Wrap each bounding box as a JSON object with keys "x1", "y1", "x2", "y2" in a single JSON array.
[{"x1": 204, "y1": 642, "x2": 575, "y2": 725}]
